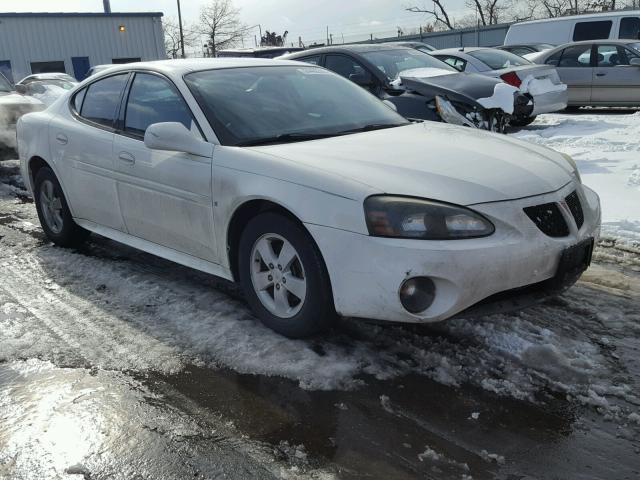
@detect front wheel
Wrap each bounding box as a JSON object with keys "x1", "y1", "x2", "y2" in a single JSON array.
[
  {"x1": 34, "y1": 167, "x2": 89, "y2": 247},
  {"x1": 238, "y1": 212, "x2": 336, "y2": 338}
]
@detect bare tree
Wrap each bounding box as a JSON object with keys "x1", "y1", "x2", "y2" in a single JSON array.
[
  {"x1": 163, "y1": 18, "x2": 196, "y2": 58},
  {"x1": 406, "y1": 1, "x2": 455, "y2": 30},
  {"x1": 200, "y1": 0, "x2": 245, "y2": 57}
]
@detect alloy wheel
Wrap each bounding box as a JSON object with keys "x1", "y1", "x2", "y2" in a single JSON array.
[
  {"x1": 39, "y1": 179, "x2": 64, "y2": 234},
  {"x1": 250, "y1": 233, "x2": 307, "y2": 318}
]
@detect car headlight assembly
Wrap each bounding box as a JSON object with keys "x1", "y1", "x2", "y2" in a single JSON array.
[
  {"x1": 364, "y1": 196, "x2": 495, "y2": 240},
  {"x1": 561, "y1": 152, "x2": 581, "y2": 183}
]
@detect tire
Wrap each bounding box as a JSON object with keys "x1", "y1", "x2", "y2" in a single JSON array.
[
  {"x1": 238, "y1": 212, "x2": 336, "y2": 338},
  {"x1": 509, "y1": 115, "x2": 537, "y2": 127},
  {"x1": 34, "y1": 167, "x2": 89, "y2": 247}
]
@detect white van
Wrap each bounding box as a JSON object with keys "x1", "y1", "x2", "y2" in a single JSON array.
[{"x1": 504, "y1": 10, "x2": 640, "y2": 46}]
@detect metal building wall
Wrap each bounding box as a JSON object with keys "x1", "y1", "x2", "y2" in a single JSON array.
[{"x1": 0, "y1": 13, "x2": 165, "y2": 81}]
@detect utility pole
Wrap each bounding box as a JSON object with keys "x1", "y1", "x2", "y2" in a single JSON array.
[{"x1": 177, "y1": 0, "x2": 185, "y2": 58}]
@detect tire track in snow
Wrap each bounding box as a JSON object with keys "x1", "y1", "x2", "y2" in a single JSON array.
[{"x1": 1, "y1": 256, "x2": 183, "y2": 372}]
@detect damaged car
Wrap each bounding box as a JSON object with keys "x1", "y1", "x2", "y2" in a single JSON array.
[
  {"x1": 18, "y1": 59, "x2": 600, "y2": 338},
  {"x1": 282, "y1": 44, "x2": 529, "y2": 133},
  {"x1": 432, "y1": 47, "x2": 568, "y2": 126},
  {"x1": 0, "y1": 72, "x2": 44, "y2": 160}
]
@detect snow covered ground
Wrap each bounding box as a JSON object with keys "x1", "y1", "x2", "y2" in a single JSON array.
[
  {"x1": 513, "y1": 110, "x2": 640, "y2": 245},
  {"x1": 1, "y1": 112, "x2": 639, "y2": 478}
]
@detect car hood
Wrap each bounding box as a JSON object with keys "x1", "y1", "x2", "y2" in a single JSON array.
[
  {"x1": 400, "y1": 70, "x2": 505, "y2": 100},
  {"x1": 251, "y1": 122, "x2": 573, "y2": 205}
]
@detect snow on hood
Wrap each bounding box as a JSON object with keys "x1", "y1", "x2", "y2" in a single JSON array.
[
  {"x1": 251, "y1": 122, "x2": 573, "y2": 205},
  {"x1": 476, "y1": 82, "x2": 518, "y2": 115},
  {"x1": 391, "y1": 67, "x2": 457, "y2": 88}
]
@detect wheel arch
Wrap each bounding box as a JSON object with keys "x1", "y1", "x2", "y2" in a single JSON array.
[
  {"x1": 225, "y1": 198, "x2": 332, "y2": 292},
  {"x1": 28, "y1": 156, "x2": 52, "y2": 189}
]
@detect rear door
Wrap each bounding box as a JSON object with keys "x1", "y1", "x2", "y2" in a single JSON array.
[
  {"x1": 113, "y1": 71, "x2": 217, "y2": 262},
  {"x1": 545, "y1": 44, "x2": 594, "y2": 104},
  {"x1": 50, "y1": 72, "x2": 129, "y2": 231},
  {"x1": 592, "y1": 44, "x2": 640, "y2": 104}
]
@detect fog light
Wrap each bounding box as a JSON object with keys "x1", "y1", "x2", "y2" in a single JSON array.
[{"x1": 399, "y1": 277, "x2": 436, "y2": 314}]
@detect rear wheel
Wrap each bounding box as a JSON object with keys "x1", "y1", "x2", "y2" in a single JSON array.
[
  {"x1": 238, "y1": 212, "x2": 335, "y2": 338},
  {"x1": 34, "y1": 167, "x2": 89, "y2": 247}
]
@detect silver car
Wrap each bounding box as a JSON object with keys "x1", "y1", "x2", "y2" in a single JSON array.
[
  {"x1": 431, "y1": 47, "x2": 568, "y2": 126},
  {"x1": 529, "y1": 40, "x2": 640, "y2": 107}
]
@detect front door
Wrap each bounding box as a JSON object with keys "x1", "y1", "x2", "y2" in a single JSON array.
[
  {"x1": 113, "y1": 72, "x2": 217, "y2": 262},
  {"x1": 51, "y1": 72, "x2": 129, "y2": 232},
  {"x1": 551, "y1": 44, "x2": 594, "y2": 104},
  {"x1": 592, "y1": 44, "x2": 640, "y2": 104}
]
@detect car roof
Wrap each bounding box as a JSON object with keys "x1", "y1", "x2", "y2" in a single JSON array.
[
  {"x1": 431, "y1": 47, "x2": 492, "y2": 55},
  {"x1": 513, "y1": 9, "x2": 640, "y2": 25},
  {"x1": 87, "y1": 58, "x2": 311, "y2": 77},
  {"x1": 283, "y1": 43, "x2": 414, "y2": 57}
]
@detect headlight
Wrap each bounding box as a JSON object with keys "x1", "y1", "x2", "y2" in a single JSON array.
[
  {"x1": 561, "y1": 152, "x2": 581, "y2": 183},
  {"x1": 364, "y1": 196, "x2": 495, "y2": 240},
  {"x1": 434, "y1": 96, "x2": 476, "y2": 128}
]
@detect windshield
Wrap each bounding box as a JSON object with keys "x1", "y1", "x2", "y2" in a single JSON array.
[
  {"x1": 361, "y1": 48, "x2": 457, "y2": 79},
  {"x1": 184, "y1": 66, "x2": 409, "y2": 146},
  {"x1": 0, "y1": 74, "x2": 12, "y2": 92},
  {"x1": 468, "y1": 49, "x2": 532, "y2": 69}
]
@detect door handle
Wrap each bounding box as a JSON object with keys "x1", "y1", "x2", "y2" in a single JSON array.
[
  {"x1": 596, "y1": 72, "x2": 606, "y2": 77},
  {"x1": 55, "y1": 133, "x2": 68, "y2": 145},
  {"x1": 118, "y1": 152, "x2": 135, "y2": 165}
]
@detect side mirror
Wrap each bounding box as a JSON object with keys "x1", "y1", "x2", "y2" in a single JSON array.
[
  {"x1": 144, "y1": 122, "x2": 213, "y2": 158},
  {"x1": 349, "y1": 71, "x2": 374, "y2": 87},
  {"x1": 630, "y1": 58, "x2": 640, "y2": 67},
  {"x1": 15, "y1": 84, "x2": 27, "y2": 94}
]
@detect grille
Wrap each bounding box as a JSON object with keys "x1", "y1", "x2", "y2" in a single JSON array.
[
  {"x1": 565, "y1": 191, "x2": 584, "y2": 229},
  {"x1": 524, "y1": 203, "x2": 569, "y2": 237}
]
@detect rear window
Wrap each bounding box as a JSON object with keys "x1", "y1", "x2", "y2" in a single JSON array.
[
  {"x1": 573, "y1": 21, "x2": 612, "y2": 41},
  {"x1": 467, "y1": 49, "x2": 531, "y2": 70},
  {"x1": 620, "y1": 17, "x2": 640, "y2": 40}
]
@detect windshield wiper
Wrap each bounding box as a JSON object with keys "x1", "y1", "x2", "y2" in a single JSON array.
[
  {"x1": 335, "y1": 123, "x2": 406, "y2": 135},
  {"x1": 236, "y1": 132, "x2": 337, "y2": 147}
]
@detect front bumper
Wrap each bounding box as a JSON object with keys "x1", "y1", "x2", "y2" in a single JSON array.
[
  {"x1": 308, "y1": 182, "x2": 600, "y2": 323},
  {"x1": 531, "y1": 88, "x2": 569, "y2": 116}
]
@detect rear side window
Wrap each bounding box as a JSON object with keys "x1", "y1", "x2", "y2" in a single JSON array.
[
  {"x1": 436, "y1": 55, "x2": 467, "y2": 71},
  {"x1": 556, "y1": 45, "x2": 592, "y2": 67},
  {"x1": 620, "y1": 17, "x2": 640, "y2": 39},
  {"x1": 573, "y1": 21, "x2": 612, "y2": 41},
  {"x1": 295, "y1": 55, "x2": 321, "y2": 65},
  {"x1": 80, "y1": 74, "x2": 128, "y2": 128},
  {"x1": 124, "y1": 73, "x2": 195, "y2": 138}
]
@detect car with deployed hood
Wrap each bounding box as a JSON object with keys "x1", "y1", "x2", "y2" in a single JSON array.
[
  {"x1": 432, "y1": 47, "x2": 568, "y2": 126},
  {"x1": 282, "y1": 44, "x2": 530, "y2": 133},
  {"x1": 17, "y1": 58, "x2": 600, "y2": 338},
  {"x1": 0, "y1": 72, "x2": 44, "y2": 160}
]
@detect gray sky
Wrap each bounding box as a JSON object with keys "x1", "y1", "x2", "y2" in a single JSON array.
[{"x1": 9, "y1": 1, "x2": 470, "y2": 47}]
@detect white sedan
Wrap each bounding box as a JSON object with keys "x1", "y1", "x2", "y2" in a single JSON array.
[{"x1": 17, "y1": 59, "x2": 600, "y2": 338}]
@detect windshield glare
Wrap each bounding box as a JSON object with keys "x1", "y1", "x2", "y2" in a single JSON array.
[
  {"x1": 185, "y1": 66, "x2": 409, "y2": 146},
  {"x1": 468, "y1": 49, "x2": 532, "y2": 69},
  {"x1": 362, "y1": 48, "x2": 457, "y2": 79}
]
